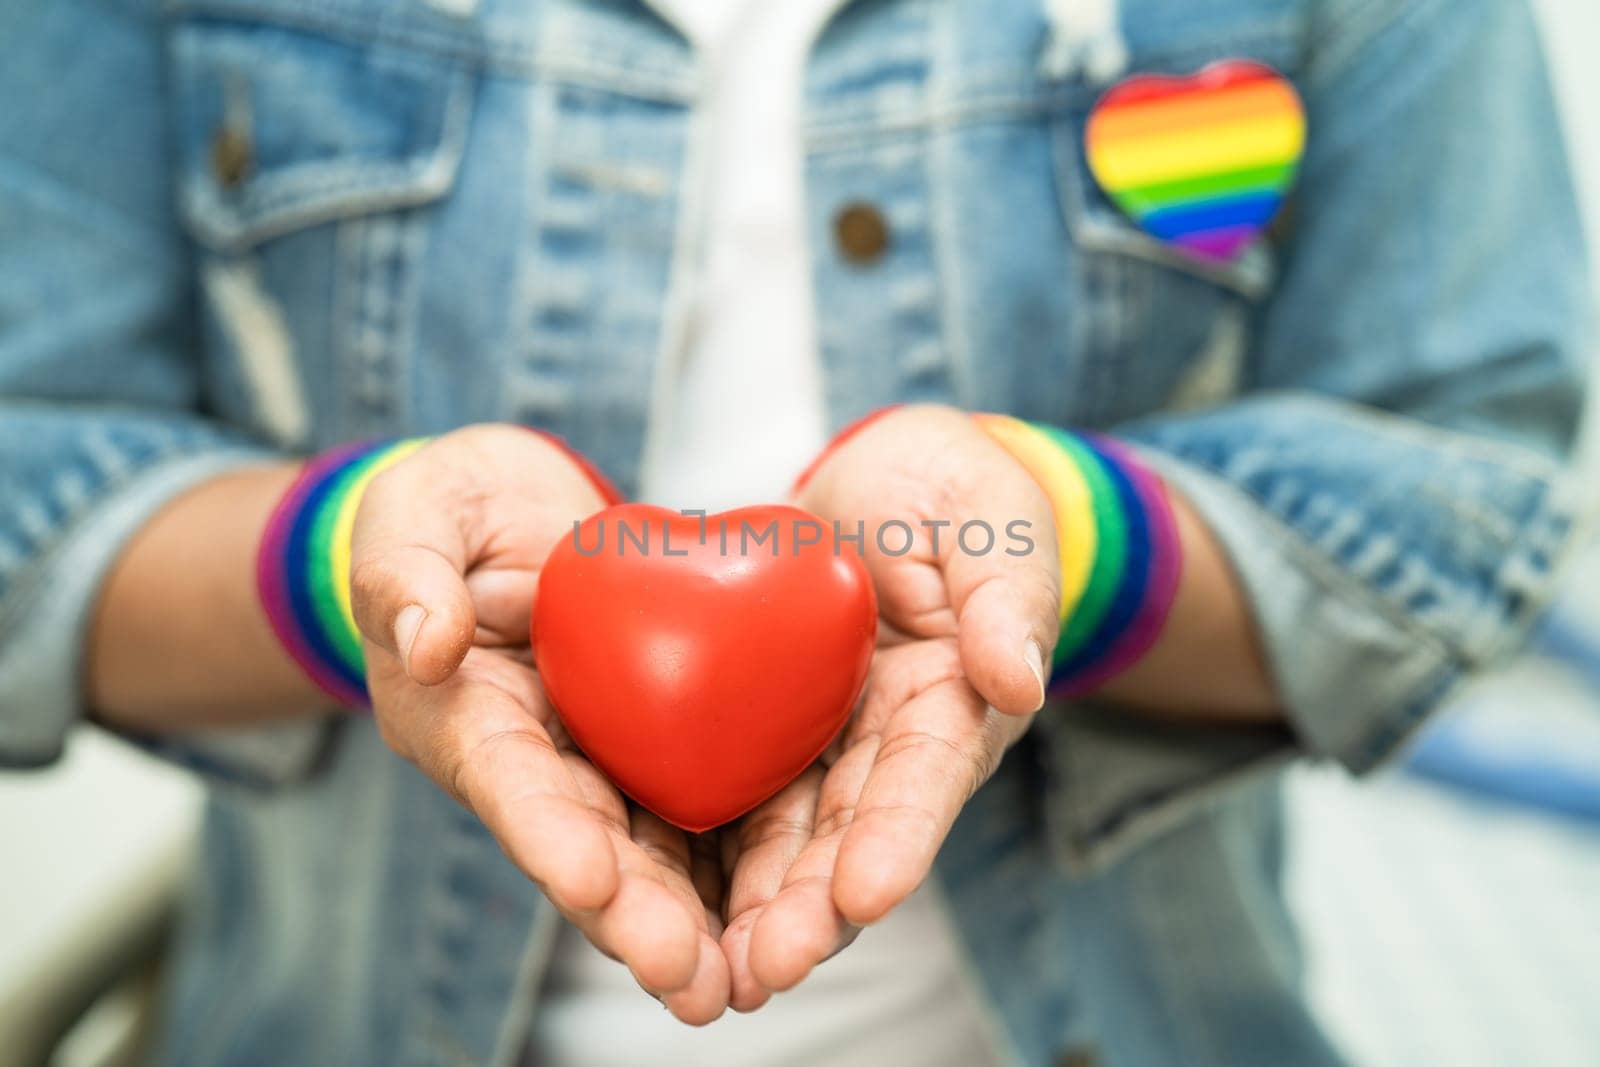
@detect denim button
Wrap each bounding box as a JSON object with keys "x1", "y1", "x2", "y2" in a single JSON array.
[
  {"x1": 210, "y1": 126, "x2": 252, "y2": 188},
  {"x1": 834, "y1": 201, "x2": 889, "y2": 264}
]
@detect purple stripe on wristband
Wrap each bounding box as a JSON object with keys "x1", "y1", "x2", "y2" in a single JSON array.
[
  {"x1": 256, "y1": 441, "x2": 373, "y2": 708},
  {"x1": 1054, "y1": 436, "x2": 1182, "y2": 698}
]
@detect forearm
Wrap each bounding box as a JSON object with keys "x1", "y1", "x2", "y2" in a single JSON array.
[
  {"x1": 1095, "y1": 488, "x2": 1279, "y2": 723},
  {"x1": 86, "y1": 462, "x2": 326, "y2": 732}
]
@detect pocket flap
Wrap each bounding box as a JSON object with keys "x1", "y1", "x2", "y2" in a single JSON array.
[
  {"x1": 1051, "y1": 35, "x2": 1305, "y2": 301},
  {"x1": 172, "y1": 19, "x2": 473, "y2": 252}
]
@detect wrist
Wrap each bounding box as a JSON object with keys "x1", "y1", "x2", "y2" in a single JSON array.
[
  {"x1": 973, "y1": 414, "x2": 1182, "y2": 698},
  {"x1": 255, "y1": 427, "x2": 623, "y2": 709},
  {"x1": 790, "y1": 404, "x2": 905, "y2": 496},
  {"x1": 523, "y1": 426, "x2": 625, "y2": 508},
  {"x1": 257, "y1": 439, "x2": 431, "y2": 709}
]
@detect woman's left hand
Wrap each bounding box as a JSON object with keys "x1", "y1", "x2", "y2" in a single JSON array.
[{"x1": 719, "y1": 404, "x2": 1064, "y2": 1010}]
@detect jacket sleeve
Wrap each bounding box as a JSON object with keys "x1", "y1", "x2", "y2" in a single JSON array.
[
  {"x1": 0, "y1": 0, "x2": 324, "y2": 782},
  {"x1": 1038, "y1": 0, "x2": 1592, "y2": 867}
]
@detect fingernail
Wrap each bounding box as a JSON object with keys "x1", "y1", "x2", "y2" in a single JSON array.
[
  {"x1": 1023, "y1": 640, "x2": 1048, "y2": 711},
  {"x1": 394, "y1": 604, "x2": 427, "y2": 678}
]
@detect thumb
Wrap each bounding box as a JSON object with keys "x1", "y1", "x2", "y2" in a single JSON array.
[
  {"x1": 942, "y1": 433, "x2": 1064, "y2": 715},
  {"x1": 349, "y1": 458, "x2": 477, "y2": 686}
]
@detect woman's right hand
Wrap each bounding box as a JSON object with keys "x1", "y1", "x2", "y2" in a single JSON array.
[{"x1": 349, "y1": 425, "x2": 729, "y2": 1024}]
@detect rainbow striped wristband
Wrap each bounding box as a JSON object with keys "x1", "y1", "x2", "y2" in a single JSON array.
[
  {"x1": 258, "y1": 431, "x2": 626, "y2": 708},
  {"x1": 975, "y1": 414, "x2": 1182, "y2": 698},
  {"x1": 257, "y1": 438, "x2": 430, "y2": 708}
]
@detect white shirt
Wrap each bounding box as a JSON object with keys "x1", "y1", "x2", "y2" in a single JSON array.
[
  {"x1": 529, "y1": 2, "x2": 998, "y2": 1064},
  {"x1": 638, "y1": 0, "x2": 832, "y2": 511}
]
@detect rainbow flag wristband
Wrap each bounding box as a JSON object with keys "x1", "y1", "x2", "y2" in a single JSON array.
[
  {"x1": 257, "y1": 438, "x2": 430, "y2": 708},
  {"x1": 258, "y1": 431, "x2": 626, "y2": 709},
  {"x1": 975, "y1": 414, "x2": 1182, "y2": 698}
]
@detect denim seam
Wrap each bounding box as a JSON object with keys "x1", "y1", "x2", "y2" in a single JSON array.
[
  {"x1": 0, "y1": 445, "x2": 270, "y2": 762},
  {"x1": 333, "y1": 210, "x2": 363, "y2": 435},
  {"x1": 805, "y1": 17, "x2": 1298, "y2": 114},
  {"x1": 1278, "y1": 395, "x2": 1580, "y2": 478},
  {"x1": 1483, "y1": 478, "x2": 1594, "y2": 662},
  {"x1": 1134, "y1": 400, "x2": 1580, "y2": 648},
  {"x1": 388, "y1": 209, "x2": 428, "y2": 432},
  {"x1": 487, "y1": 903, "x2": 561, "y2": 1067},
  {"x1": 805, "y1": 91, "x2": 1077, "y2": 152},
  {"x1": 1341, "y1": 656, "x2": 1459, "y2": 772},
  {"x1": 802, "y1": 23, "x2": 1300, "y2": 150},
  {"x1": 407, "y1": 824, "x2": 489, "y2": 1067},
  {"x1": 339, "y1": 208, "x2": 427, "y2": 434},
  {"x1": 0, "y1": 426, "x2": 189, "y2": 638},
  {"x1": 505, "y1": 79, "x2": 560, "y2": 426},
  {"x1": 1051, "y1": 745, "x2": 1299, "y2": 874},
  {"x1": 1138, "y1": 439, "x2": 1568, "y2": 771},
  {"x1": 1153, "y1": 443, "x2": 1467, "y2": 661},
  {"x1": 807, "y1": 98, "x2": 1271, "y2": 299},
  {"x1": 1304, "y1": 0, "x2": 1450, "y2": 89},
  {"x1": 924, "y1": 875, "x2": 1028, "y2": 1067},
  {"x1": 163, "y1": 0, "x2": 698, "y2": 102},
  {"x1": 180, "y1": 69, "x2": 474, "y2": 252}
]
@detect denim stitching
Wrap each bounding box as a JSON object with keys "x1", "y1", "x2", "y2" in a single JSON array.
[{"x1": 164, "y1": 0, "x2": 699, "y2": 101}]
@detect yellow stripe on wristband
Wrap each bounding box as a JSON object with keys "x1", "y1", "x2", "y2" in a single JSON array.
[
  {"x1": 975, "y1": 413, "x2": 1097, "y2": 623},
  {"x1": 329, "y1": 437, "x2": 429, "y2": 633}
]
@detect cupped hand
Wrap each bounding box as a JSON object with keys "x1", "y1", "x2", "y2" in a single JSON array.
[
  {"x1": 348, "y1": 425, "x2": 729, "y2": 1024},
  {"x1": 721, "y1": 404, "x2": 1063, "y2": 1010}
]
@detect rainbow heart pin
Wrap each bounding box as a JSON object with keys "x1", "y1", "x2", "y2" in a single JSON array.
[{"x1": 1085, "y1": 59, "x2": 1306, "y2": 262}]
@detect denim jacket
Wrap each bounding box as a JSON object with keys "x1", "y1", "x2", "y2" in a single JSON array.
[{"x1": 0, "y1": 0, "x2": 1590, "y2": 1063}]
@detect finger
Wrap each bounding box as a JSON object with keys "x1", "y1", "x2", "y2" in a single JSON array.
[
  {"x1": 349, "y1": 449, "x2": 477, "y2": 685},
  {"x1": 806, "y1": 407, "x2": 1061, "y2": 714},
  {"x1": 554, "y1": 764, "x2": 707, "y2": 998},
  {"x1": 940, "y1": 436, "x2": 1063, "y2": 715},
  {"x1": 661, "y1": 934, "x2": 732, "y2": 1026},
  {"x1": 746, "y1": 855, "x2": 859, "y2": 996},
  {"x1": 719, "y1": 916, "x2": 765, "y2": 1013},
  {"x1": 631, "y1": 808, "x2": 724, "y2": 937},
  {"x1": 722, "y1": 769, "x2": 824, "y2": 1011},
  {"x1": 870, "y1": 555, "x2": 957, "y2": 640},
  {"x1": 377, "y1": 649, "x2": 620, "y2": 914},
  {"x1": 628, "y1": 806, "x2": 694, "y2": 884},
  {"x1": 375, "y1": 652, "x2": 710, "y2": 1010},
  {"x1": 464, "y1": 567, "x2": 541, "y2": 645},
  {"x1": 846, "y1": 637, "x2": 963, "y2": 745},
  {"x1": 831, "y1": 676, "x2": 1001, "y2": 925},
  {"x1": 585, "y1": 864, "x2": 702, "y2": 995},
  {"x1": 741, "y1": 741, "x2": 876, "y2": 999},
  {"x1": 725, "y1": 768, "x2": 822, "y2": 921}
]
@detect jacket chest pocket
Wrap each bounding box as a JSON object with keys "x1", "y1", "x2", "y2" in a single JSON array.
[
  {"x1": 1051, "y1": 91, "x2": 1274, "y2": 426},
  {"x1": 1041, "y1": 30, "x2": 1306, "y2": 426},
  {"x1": 862, "y1": 24, "x2": 1305, "y2": 431},
  {"x1": 169, "y1": 10, "x2": 473, "y2": 445}
]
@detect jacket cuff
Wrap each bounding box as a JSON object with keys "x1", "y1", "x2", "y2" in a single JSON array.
[
  {"x1": 0, "y1": 448, "x2": 330, "y2": 785},
  {"x1": 1035, "y1": 446, "x2": 1576, "y2": 871},
  {"x1": 1146, "y1": 451, "x2": 1462, "y2": 770}
]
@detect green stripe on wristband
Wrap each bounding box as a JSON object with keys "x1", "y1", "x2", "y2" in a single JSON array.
[{"x1": 1042, "y1": 425, "x2": 1128, "y2": 667}]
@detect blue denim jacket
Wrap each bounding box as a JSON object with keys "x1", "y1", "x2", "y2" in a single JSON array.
[{"x1": 0, "y1": 0, "x2": 1590, "y2": 1063}]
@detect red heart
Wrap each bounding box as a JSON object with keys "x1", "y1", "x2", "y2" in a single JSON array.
[{"x1": 533, "y1": 503, "x2": 877, "y2": 832}]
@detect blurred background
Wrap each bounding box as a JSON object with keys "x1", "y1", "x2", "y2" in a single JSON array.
[{"x1": 3, "y1": 1, "x2": 1598, "y2": 1064}]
